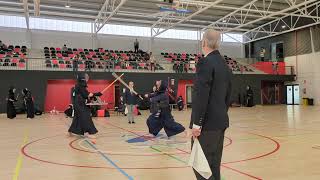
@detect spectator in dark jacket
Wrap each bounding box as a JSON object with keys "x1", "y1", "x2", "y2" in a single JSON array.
[{"x1": 124, "y1": 81, "x2": 138, "y2": 124}]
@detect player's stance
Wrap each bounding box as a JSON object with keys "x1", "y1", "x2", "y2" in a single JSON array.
[
  {"x1": 68, "y1": 73, "x2": 102, "y2": 143},
  {"x1": 145, "y1": 80, "x2": 185, "y2": 138}
]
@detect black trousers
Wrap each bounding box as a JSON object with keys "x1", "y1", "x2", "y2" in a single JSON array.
[{"x1": 191, "y1": 130, "x2": 225, "y2": 180}]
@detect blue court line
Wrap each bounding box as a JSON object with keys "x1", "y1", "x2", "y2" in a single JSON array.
[
  {"x1": 84, "y1": 139, "x2": 134, "y2": 180},
  {"x1": 62, "y1": 120, "x2": 133, "y2": 180}
]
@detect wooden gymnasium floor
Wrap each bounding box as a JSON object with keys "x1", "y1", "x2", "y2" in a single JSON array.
[{"x1": 1, "y1": 105, "x2": 320, "y2": 180}]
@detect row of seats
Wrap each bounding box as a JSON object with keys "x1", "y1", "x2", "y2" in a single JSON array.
[
  {"x1": 45, "y1": 60, "x2": 164, "y2": 70},
  {"x1": 0, "y1": 45, "x2": 27, "y2": 69},
  {"x1": 224, "y1": 55, "x2": 254, "y2": 72},
  {"x1": 44, "y1": 47, "x2": 163, "y2": 71}
]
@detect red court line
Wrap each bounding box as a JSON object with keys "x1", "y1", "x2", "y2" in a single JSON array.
[
  {"x1": 103, "y1": 121, "x2": 232, "y2": 150},
  {"x1": 222, "y1": 133, "x2": 280, "y2": 164},
  {"x1": 103, "y1": 122, "x2": 281, "y2": 180},
  {"x1": 221, "y1": 165, "x2": 263, "y2": 180},
  {"x1": 21, "y1": 134, "x2": 189, "y2": 169},
  {"x1": 69, "y1": 138, "x2": 189, "y2": 156}
]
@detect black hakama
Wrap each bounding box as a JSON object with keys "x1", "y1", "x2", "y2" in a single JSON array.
[
  {"x1": 23, "y1": 89, "x2": 35, "y2": 119},
  {"x1": 146, "y1": 84, "x2": 185, "y2": 137},
  {"x1": 7, "y1": 89, "x2": 17, "y2": 119},
  {"x1": 68, "y1": 83, "x2": 98, "y2": 135},
  {"x1": 147, "y1": 107, "x2": 185, "y2": 137}
]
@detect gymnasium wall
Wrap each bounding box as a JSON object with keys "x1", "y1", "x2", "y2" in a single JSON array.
[
  {"x1": 0, "y1": 71, "x2": 294, "y2": 113},
  {"x1": 247, "y1": 26, "x2": 320, "y2": 60},
  {"x1": 0, "y1": 27, "x2": 244, "y2": 58},
  {"x1": 285, "y1": 52, "x2": 320, "y2": 105}
]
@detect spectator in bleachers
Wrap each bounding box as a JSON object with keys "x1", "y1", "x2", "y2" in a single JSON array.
[
  {"x1": 134, "y1": 39, "x2": 139, "y2": 53},
  {"x1": 260, "y1": 47, "x2": 266, "y2": 62},
  {"x1": 0, "y1": 40, "x2": 7, "y2": 51},
  {"x1": 73, "y1": 54, "x2": 80, "y2": 72},
  {"x1": 85, "y1": 59, "x2": 91, "y2": 72},
  {"x1": 0, "y1": 40, "x2": 4, "y2": 50},
  {"x1": 62, "y1": 44, "x2": 68, "y2": 52},
  {"x1": 272, "y1": 62, "x2": 279, "y2": 75},
  {"x1": 149, "y1": 52, "x2": 156, "y2": 72}
]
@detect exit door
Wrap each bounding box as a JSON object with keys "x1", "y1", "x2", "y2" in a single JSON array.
[{"x1": 286, "y1": 85, "x2": 300, "y2": 105}]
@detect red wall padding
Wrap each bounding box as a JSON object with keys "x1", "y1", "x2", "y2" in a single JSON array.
[
  {"x1": 252, "y1": 62, "x2": 286, "y2": 75},
  {"x1": 45, "y1": 80, "x2": 115, "y2": 112},
  {"x1": 177, "y1": 80, "x2": 193, "y2": 102}
]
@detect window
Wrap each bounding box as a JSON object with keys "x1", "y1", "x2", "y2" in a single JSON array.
[
  {"x1": 99, "y1": 24, "x2": 151, "y2": 37},
  {"x1": 29, "y1": 17, "x2": 91, "y2": 33},
  {"x1": 223, "y1": 33, "x2": 243, "y2": 43},
  {"x1": 0, "y1": 15, "x2": 26, "y2": 28},
  {"x1": 158, "y1": 29, "x2": 198, "y2": 40}
]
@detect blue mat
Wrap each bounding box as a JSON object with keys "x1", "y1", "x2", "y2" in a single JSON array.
[{"x1": 126, "y1": 134, "x2": 163, "y2": 143}]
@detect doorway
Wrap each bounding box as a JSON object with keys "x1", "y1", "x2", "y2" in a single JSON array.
[
  {"x1": 261, "y1": 81, "x2": 285, "y2": 105},
  {"x1": 286, "y1": 85, "x2": 300, "y2": 105},
  {"x1": 186, "y1": 85, "x2": 193, "y2": 107}
]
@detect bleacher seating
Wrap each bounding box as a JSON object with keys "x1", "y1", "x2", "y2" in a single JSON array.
[
  {"x1": 44, "y1": 47, "x2": 164, "y2": 71},
  {"x1": 0, "y1": 45, "x2": 27, "y2": 68},
  {"x1": 160, "y1": 52, "x2": 254, "y2": 73}
]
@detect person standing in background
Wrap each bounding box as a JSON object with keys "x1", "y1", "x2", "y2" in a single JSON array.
[
  {"x1": 260, "y1": 47, "x2": 266, "y2": 62},
  {"x1": 124, "y1": 81, "x2": 138, "y2": 124},
  {"x1": 22, "y1": 88, "x2": 35, "y2": 119},
  {"x1": 134, "y1": 39, "x2": 139, "y2": 53},
  {"x1": 190, "y1": 29, "x2": 232, "y2": 180},
  {"x1": 73, "y1": 54, "x2": 79, "y2": 72},
  {"x1": 7, "y1": 86, "x2": 18, "y2": 119}
]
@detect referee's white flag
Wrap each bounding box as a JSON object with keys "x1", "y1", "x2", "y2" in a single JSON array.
[{"x1": 188, "y1": 138, "x2": 212, "y2": 179}]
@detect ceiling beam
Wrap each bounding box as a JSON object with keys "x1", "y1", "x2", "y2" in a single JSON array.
[
  {"x1": 204, "y1": 0, "x2": 319, "y2": 34},
  {"x1": 151, "y1": 0, "x2": 224, "y2": 37},
  {"x1": 23, "y1": 0, "x2": 29, "y2": 29},
  {"x1": 33, "y1": 0, "x2": 40, "y2": 16},
  {"x1": 94, "y1": 0, "x2": 128, "y2": 33},
  {"x1": 244, "y1": 1, "x2": 320, "y2": 43}
]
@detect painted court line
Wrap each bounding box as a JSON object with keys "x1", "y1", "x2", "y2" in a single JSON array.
[
  {"x1": 13, "y1": 131, "x2": 29, "y2": 180},
  {"x1": 150, "y1": 146, "x2": 187, "y2": 164},
  {"x1": 102, "y1": 122, "x2": 267, "y2": 180},
  {"x1": 63, "y1": 120, "x2": 133, "y2": 179},
  {"x1": 84, "y1": 139, "x2": 134, "y2": 180}
]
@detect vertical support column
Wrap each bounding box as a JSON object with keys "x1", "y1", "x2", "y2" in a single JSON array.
[
  {"x1": 197, "y1": 29, "x2": 202, "y2": 54},
  {"x1": 309, "y1": 27, "x2": 315, "y2": 53},
  {"x1": 149, "y1": 28, "x2": 154, "y2": 53},
  {"x1": 91, "y1": 23, "x2": 98, "y2": 49},
  {"x1": 26, "y1": 29, "x2": 32, "y2": 49}
]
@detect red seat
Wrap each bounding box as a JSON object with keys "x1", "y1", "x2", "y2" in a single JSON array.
[
  {"x1": 11, "y1": 58, "x2": 18, "y2": 63},
  {"x1": 56, "y1": 47, "x2": 61, "y2": 51},
  {"x1": 127, "y1": 66, "x2": 133, "y2": 70},
  {"x1": 57, "y1": 53, "x2": 63, "y2": 58},
  {"x1": 139, "y1": 63, "x2": 145, "y2": 67},
  {"x1": 14, "y1": 48, "x2": 21, "y2": 53},
  {"x1": 59, "y1": 64, "x2": 66, "y2": 68},
  {"x1": 63, "y1": 57, "x2": 70, "y2": 61},
  {"x1": 115, "y1": 66, "x2": 121, "y2": 69},
  {"x1": 68, "y1": 54, "x2": 75, "y2": 58},
  {"x1": 89, "y1": 51, "x2": 96, "y2": 56},
  {"x1": 99, "y1": 49, "x2": 104, "y2": 53},
  {"x1": 18, "y1": 63, "x2": 25, "y2": 68},
  {"x1": 0, "y1": 54, "x2": 4, "y2": 58},
  {"x1": 78, "y1": 48, "x2": 84, "y2": 52},
  {"x1": 52, "y1": 59, "x2": 58, "y2": 65},
  {"x1": 79, "y1": 64, "x2": 85, "y2": 69}
]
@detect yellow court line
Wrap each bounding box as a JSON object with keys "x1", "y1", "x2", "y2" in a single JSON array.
[{"x1": 12, "y1": 131, "x2": 29, "y2": 180}]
